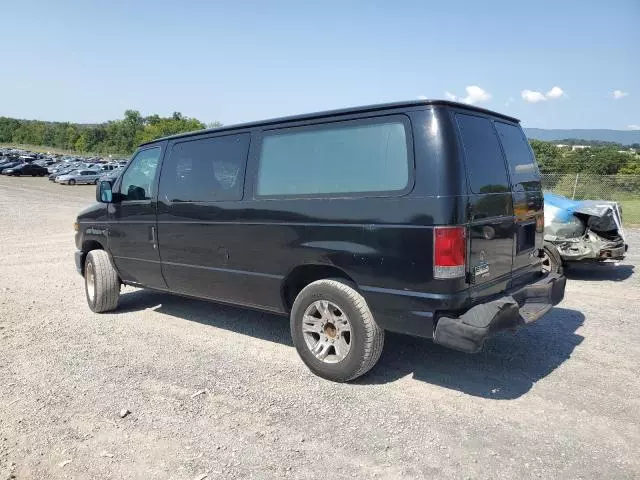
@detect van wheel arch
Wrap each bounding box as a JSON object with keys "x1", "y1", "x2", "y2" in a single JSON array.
[
  {"x1": 80, "y1": 240, "x2": 105, "y2": 275},
  {"x1": 282, "y1": 264, "x2": 357, "y2": 312}
]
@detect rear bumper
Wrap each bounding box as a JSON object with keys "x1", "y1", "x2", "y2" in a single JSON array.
[
  {"x1": 571, "y1": 243, "x2": 627, "y2": 262},
  {"x1": 546, "y1": 235, "x2": 626, "y2": 263},
  {"x1": 433, "y1": 273, "x2": 566, "y2": 353}
]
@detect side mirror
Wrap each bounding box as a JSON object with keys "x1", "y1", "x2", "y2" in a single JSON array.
[{"x1": 97, "y1": 180, "x2": 113, "y2": 203}]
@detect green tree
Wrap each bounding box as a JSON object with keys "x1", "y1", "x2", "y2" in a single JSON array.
[
  {"x1": 529, "y1": 139, "x2": 562, "y2": 173},
  {"x1": 619, "y1": 157, "x2": 640, "y2": 174},
  {"x1": 577, "y1": 148, "x2": 629, "y2": 174},
  {"x1": 75, "y1": 132, "x2": 90, "y2": 152},
  {"x1": 136, "y1": 112, "x2": 206, "y2": 145}
]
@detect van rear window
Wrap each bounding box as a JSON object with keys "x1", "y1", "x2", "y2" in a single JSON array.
[
  {"x1": 456, "y1": 114, "x2": 510, "y2": 194},
  {"x1": 257, "y1": 119, "x2": 410, "y2": 197},
  {"x1": 494, "y1": 122, "x2": 540, "y2": 184}
]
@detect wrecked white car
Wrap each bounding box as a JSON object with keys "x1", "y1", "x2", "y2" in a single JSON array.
[{"x1": 542, "y1": 192, "x2": 628, "y2": 273}]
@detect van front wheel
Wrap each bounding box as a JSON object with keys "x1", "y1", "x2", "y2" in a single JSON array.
[
  {"x1": 85, "y1": 250, "x2": 120, "y2": 312},
  {"x1": 290, "y1": 279, "x2": 384, "y2": 382}
]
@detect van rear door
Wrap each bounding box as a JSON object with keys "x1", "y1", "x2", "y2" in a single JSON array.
[
  {"x1": 455, "y1": 113, "x2": 514, "y2": 293},
  {"x1": 493, "y1": 122, "x2": 544, "y2": 277}
]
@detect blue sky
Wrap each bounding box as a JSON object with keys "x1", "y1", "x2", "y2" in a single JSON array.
[{"x1": 1, "y1": 0, "x2": 638, "y2": 130}]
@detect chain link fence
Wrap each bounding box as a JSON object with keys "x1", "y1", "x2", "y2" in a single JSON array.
[{"x1": 541, "y1": 174, "x2": 640, "y2": 225}]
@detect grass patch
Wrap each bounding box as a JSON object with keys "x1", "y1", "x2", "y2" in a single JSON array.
[{"x1": 619, "y1": 199, "x2": 640, "y2": 226}]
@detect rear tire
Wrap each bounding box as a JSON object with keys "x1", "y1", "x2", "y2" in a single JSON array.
[
  {"x1": 290, "y1": 278, "x2": 384, "y2": 382},
  {"x1": 85, "y1": 250, "x2": 120, "y2": 313},
  {"x1": 542, "y1": 244, "x2": 564, "y2": 275}
]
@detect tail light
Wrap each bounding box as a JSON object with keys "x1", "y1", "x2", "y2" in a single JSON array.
[{"x1": 433, "y1": 226, "x2": 466, "y2": 279}]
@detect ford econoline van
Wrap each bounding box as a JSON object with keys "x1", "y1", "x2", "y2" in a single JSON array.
[{"x1": 74, "y1": 100, "x2": 566, "y2": 381}]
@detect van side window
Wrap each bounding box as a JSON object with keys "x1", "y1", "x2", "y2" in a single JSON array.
[
  {"x1": 119, "y1": 147, "x2": 161, "y2": 201},
  {"x1": 456, "y1": 114, "x2": 509, "y2": 193},
  {"x1": 257, "y1": 119, "x2": 409, "y2": 197},
  {"x1": 494, "y1": 122, "x2": 540, "y2": 184},
  {"x1": 159, "y1": 134, "x2": 249, "y2": 203}
]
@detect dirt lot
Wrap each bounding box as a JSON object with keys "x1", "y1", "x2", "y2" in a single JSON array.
[{"x1": 1, "y1": 176, "x2": 639, "y2": 480}]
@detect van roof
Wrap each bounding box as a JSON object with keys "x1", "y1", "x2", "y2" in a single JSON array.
[{"x1": 140, "y1": 100, "x2": 520, "y2": 146}]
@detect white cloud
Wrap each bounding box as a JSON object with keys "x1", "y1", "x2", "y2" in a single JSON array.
[
  {"x1": 443, "y1": 86, "x2": 491, "y2": 105},
  {"x1": 546, "y1": 86, "x2": 565, "y2": 99},
  {"x1": 505, "y1": 96, "x2": 515, "y2": 107},
  {"x1": 461, "y1": 85, "x2": 491, "y2": 104},
  {"x1": 521, "y1": 86, "x2": 567, "y2": 103},
  {"x1": 627, "y1": 124, "x2": 640, "y2": 130},
  {"x1": 444, "y1": 91, "x2": 457, "y2": 101},
  {"x1": 417, "y1": 95, "x2": 428, "y2": 100},
  {"x1": 521, "y1": 90, "x2": 547, "y2": 103},
  {"x1": 613, "y1": 90, "x2": 629, "y2": 99}
]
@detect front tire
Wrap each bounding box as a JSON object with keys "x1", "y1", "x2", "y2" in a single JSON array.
[
  {"x1": 290, "y1": 279, "x2": 384, "y2": 382},
  {"x1": 68, "y1": 179, "x2": 76, "y2": 185},
  {"x1": 85, "y1": 250, "x2": 120, "y2": 312}
]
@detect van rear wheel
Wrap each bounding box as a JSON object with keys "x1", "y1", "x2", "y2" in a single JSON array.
[
  {"x1": 290, "y1": 279, "x2": 384, "y2": 382},
  {"x1": 85, "y1": 250, "x2": 120, "y2": 312}
]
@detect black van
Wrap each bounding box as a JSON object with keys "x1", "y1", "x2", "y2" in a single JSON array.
[{"x1": 74, "y1": 100, "x2": 566, "y2": 382}]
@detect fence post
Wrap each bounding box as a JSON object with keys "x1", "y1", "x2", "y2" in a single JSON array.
[{"x1": 571, "y1": 173, "x2": 579, "y2": 199}]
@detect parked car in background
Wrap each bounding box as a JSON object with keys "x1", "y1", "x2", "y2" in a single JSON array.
[
  {"x1": 0, "y1": 161, "x2": 25, "y2": 174},
  {"x1": 94, "y1": 164, "x2": 121, "y2": 173},
  {"x1": 49, "y1": 168, "x2": 73, "y2": 181},
  {"x1": 3, "y1": 163, "x2": 48, "y2": 176},
  {"x1": 48, "y1": 163, "x2": 73, "y2": 174},
  {"x1": 57, "y1": 169, "x2": 101, "y2": 185},
  {"x1": 49, "y1": 164, "x2": 84, "y2": 180},
  {"x1": 0, "y1": 155, "x2": 19, "y2": 164},
  {"x1": 99, "y1": 169, "x2": 122, "y2": 183},
  {"x1": 108, "y1": 164, "x2": 122, "y2": 171},
  {"x1": 46, "y1": 162, "x2": 63, "y2": 172},
  {"x1": 0, "y1": 159, "x2": 17, "y2": 169},
  {"x1": 542, "y1": 192, "x2": 628, "y2": 273}
]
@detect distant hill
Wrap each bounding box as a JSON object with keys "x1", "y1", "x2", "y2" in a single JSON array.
[{"x1": 524, "y1": 128, "x2": 640, "y2": 146}]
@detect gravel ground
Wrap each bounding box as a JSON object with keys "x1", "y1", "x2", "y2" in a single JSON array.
[{"x1": 1, "y1": 176, "x2": 639, "y2": 480}]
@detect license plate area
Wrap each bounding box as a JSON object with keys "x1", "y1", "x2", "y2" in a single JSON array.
[{"x1": 600, "y1": 246, "x2": 626, "y2": 259}]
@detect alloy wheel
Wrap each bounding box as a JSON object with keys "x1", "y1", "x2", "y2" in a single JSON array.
[{"x1": 302, "y1": 300, "x2": 352, "y2": 363}]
